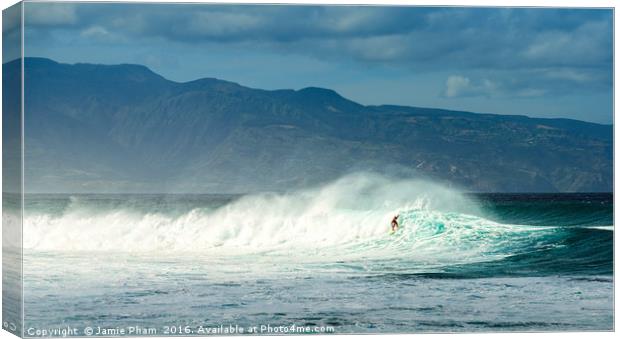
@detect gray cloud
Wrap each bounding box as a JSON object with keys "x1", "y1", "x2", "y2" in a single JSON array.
[
  {"x1": 22, "y1": 3, "x2": 613, "y2": 99},
  {"x1": 25, "y1": 2, "x2": 77, "y2": 26}
]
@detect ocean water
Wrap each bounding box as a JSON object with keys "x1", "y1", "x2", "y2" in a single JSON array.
[{"x1": 7, "y1": 174, "x2": 614, "y2": 335}]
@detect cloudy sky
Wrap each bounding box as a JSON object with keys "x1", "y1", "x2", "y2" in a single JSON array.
[{"x1": 20, "y1": 2, "x2": 613, "y2": 123}]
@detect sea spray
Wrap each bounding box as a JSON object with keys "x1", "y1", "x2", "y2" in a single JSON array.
[
  {"x1": 21, "y1": 172, "x2": 602, "y2": 270},
  {"x1": 23, "y1": 173, "x2": 478, "y2": 253}
]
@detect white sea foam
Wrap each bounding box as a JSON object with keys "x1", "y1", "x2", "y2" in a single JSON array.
[
  {"x1": 583, "y1": 225, "x2": 614, "y2": 231},
  {"x1": 22, "y1": 173, "x2": 553, "y2": 262}
]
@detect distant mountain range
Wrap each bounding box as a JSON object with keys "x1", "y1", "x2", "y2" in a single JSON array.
[{"x1": 4, "y1": 58, "x2": 613, "y2": 193}]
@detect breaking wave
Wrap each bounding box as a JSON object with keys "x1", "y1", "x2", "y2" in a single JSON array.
[{"x1": 21, "y1": 173, "x2": 612, "y2": 274}]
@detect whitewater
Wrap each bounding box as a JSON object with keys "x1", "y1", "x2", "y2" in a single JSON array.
[{"x1": 21, "y1": 174, "x2": 474, "y2": 252}]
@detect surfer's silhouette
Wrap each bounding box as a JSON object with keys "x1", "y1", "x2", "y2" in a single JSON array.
[{"x1": 391, "y1": 215, "x2": 399, "y2": 232}]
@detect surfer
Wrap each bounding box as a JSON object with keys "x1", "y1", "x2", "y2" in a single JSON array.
[{"x1": 391, "y1": 215, "x2": 399, "y2": 232}]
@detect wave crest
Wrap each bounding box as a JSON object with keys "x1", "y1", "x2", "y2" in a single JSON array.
[
  {"x1": 21, "y1": 174, "x2": 613, "y2": 275},
  {"x1": 25, "y1": 173, "x2": 484, "y2": 253}
]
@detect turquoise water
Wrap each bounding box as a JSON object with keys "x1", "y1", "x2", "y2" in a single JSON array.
[{"x1": 10, "y1": 175, "x2": 614, "y2": 334}]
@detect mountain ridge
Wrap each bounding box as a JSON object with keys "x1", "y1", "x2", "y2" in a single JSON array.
[
  {"x1": 4, "y1": 58, "x2": 613, "y2": 193},
  {"x1": 14, "y1": 57, "x2": 612, "y2": 127}
]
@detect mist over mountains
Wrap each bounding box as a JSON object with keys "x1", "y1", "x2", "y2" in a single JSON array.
[{"x1": 6, "y1": 58, "x2": 612, "y2": 193}]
